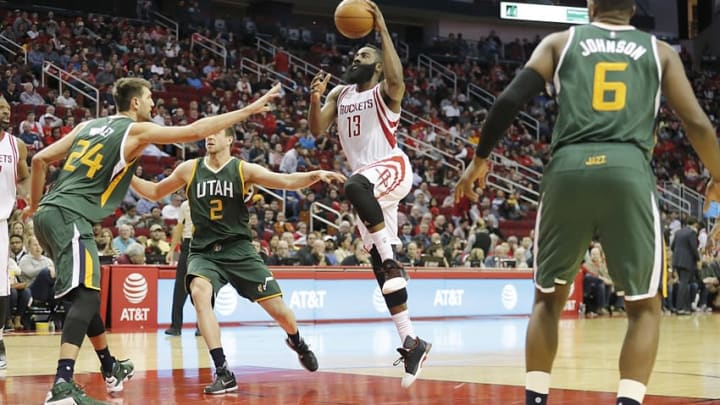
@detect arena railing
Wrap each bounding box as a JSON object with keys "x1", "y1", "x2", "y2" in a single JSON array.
[
  {"x1": 467, "y1": 83, "x2": 540, "y2": 141},
  {"x1": 152, "y1": 11, "x2": 179, "y2": 42},
  {"x1": 309, "y1": 201, "x2": 342, "y2": 233},
  {"x1": 191, "y1": 32, "x2": 227, "y2": 68},
  {"x1": 0, "y1": 33, "x2": 27, "y2": 63},
  {"x1": 417, "y1": 53, "x2": 457, "y2": 96},
  {"x1": 41, "y1": 61, "x2": 99, "y2": 117},
  {"x1": 239, "y1": 58, "x2": 297, "y2": 92},
  {"x1": 256, "y1": 37, "x2": 343, "y2": 88}
]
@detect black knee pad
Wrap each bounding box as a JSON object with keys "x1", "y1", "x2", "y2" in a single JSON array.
[
  {"x1": 344, "y1": 174, "x2": 384, "y2": 227},
  {"x1": 61, "y1": 288, "x2": 100, "y2": 346},
  {"x1": 383, "y1": 288, "x2": 408, "y2": 308}
]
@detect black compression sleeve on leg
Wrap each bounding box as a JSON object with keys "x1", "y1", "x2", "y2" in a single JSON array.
[
  {"x1": 61, "y1": 287, "x2": 101, "y2": 346},
  {"x1": 369, "y1": 246, "x2": 385, "y2": 286},
  {"x1": 0, "y1": 295, "x2": 8, "y2": 328},
  {"x1": 344, "y1": 174, "x2": 384, "y2": 228},
  {"x1": 86, "y1": 313, "x2": 106, "y2": 338}
]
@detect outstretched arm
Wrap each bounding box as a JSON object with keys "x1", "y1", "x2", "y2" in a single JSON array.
[
  {"x1": 124, "y1": 83, "x2": 281, "y2": 162},
  {"x1": 131, "y1": 160, "x2": 194, "y2": 202},
  {"x1": 366, "y1": 0, "x2": 404, "y2": 109},
  {"x1": 243, "y1": 161, "x2": 346, "y2": 191}
]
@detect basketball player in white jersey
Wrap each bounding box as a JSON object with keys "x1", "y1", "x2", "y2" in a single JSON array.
[
  {"x1": 308, "y1": 0, "x2": 430, "y2": 388},
  {"x1": 0, "y1": 95, "x2": 30, "y2": 369}
]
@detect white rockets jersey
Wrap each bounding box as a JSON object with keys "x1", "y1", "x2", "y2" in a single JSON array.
[
  {"x1": 0, "y1": 132, "x2": 19, "y2": 220},
  {"x1": 336, "y1": 83, "x2": 403, "y2": 171}
]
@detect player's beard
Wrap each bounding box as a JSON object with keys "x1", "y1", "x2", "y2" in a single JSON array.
[
  {"x1": 343, "y1": 62, "x2": 377, "y2": 85},
  {"x1": 0, "y1": 120, "x2": 9, "y2": 131}
]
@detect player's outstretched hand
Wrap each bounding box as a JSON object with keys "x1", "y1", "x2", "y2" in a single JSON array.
[
  {"x1": 311, "y1": 171, "x2": 347, "y2": 185},
  {"x1": 310, "y1": 70, "x2": 332, "y2": 102},
  {"x1": 245, "y1": 83, "x2": 282, "y2": 115},
  {"x1": 454, "y1": 157, "x2": 490, "y2": 203},
  {"x1": 364, "y1": 0, "x2": 387, "y2": 33}
]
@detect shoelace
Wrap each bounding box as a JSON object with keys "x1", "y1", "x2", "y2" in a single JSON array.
[{"x1": 392, "y1": 349, "x2": 408, "y2": 367}]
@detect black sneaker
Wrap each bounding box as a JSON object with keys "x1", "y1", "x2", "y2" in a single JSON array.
[
  {"x1": 393, "y1": 335, "x2": 431, "y2": 388},
  {"x1": 204, "y1": 365, "x2": 237, "y2": 395},
  {"x1": 381, "y1": 259, "x2": 408, "y2": 294},
  {"x1": 45, "y1": 380, "x2": 109, "y2": 405},
  {"x1": 102, "y1": 358, "x2": 135, "y2": 393},
  {"x1": 286, "y1": 337, "x2": 318, "y2": 372},
  {"x1": 0, "y1": 340, "x2": 6, "y2": 370},
  {"x1": 164, "y1": 328, "x2": 181, "y2": 336}
]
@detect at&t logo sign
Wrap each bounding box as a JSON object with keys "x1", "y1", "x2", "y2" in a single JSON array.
[
  {"x1": 501, "y1": 284, "x2": 518, "y2": 310},
  {"x1": 123, "y1": 273, "x2": 148, "y2": 304},
  {"x1": 120, "y1": 273, "x2": 150, "y2": 322}
]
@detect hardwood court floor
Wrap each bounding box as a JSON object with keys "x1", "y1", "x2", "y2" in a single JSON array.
[{"x1": 1, "y1": 314, "x2": 719, "y2": 404}]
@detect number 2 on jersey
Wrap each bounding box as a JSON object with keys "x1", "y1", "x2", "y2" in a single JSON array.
[
  {"x1": 346, "y1": 115, "x2": 360, "y2": 137},
  {"x1": 63, "y1": 139, "x2": 104, "y2": 179},
  {"x1": 209, "y1": 199, "x2": 223, "y2": 220},
  {"x1": 592, "y1": 62, "x2": 628, "y2": 112}
]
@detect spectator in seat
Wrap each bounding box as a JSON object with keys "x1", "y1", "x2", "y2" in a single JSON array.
[
  {"x1": 96, "y1": 228, "x2": 118, "y2": 258},
  {"x1": 265, "y1": 240, "x2": 295, "y2": 265},
  {"x1": 19, "y1": 121, "x2": 43, "y2": 158},
  {"x1": 8, "y1": 258, "x2": 28, "y2": 330},
  {"x1": 146, "y1": 224, "x2": 171, "y2": 256},
  {"x1": 56, "y1": 89, "x2": 78, "y2": 109},
  {"x1": 162, "y1": 193, "x2": 184, "y2": 220},
  {"x1": 113, "y1": 224, "x2": 137, "y2": 254},
  {"x1": 582, "y1": 247, "x2": 611, "y2": 316},
  {"x1": 116, "y1": 204, "x2": 142, "y2": 228},
  {"x1": 115, "y1": 242, "x2": 146, "y2": 265},
  {"x1": 18, "y1": 236, "x2": 56, "y2": 307},
  {"x1": 465, "y1": 248, "x2": 486, "y2": 268},
  {"x1": 19, "y1": 83, "x2": 45, "y2": 105},
  {"x1": 9, "y1": 234, "x2": 27, "y2": 263},
  {"x1": 484, "y1": 243, "x2": 510, "y2": 268},
  {"x1": 301, "y1": 238, "x2": 328, "y2": 266},
  {"x1": 323, "y1": 236, "x2": 339, "y2": 265},
  {"x1": 398, "y1": 242, "x2": 424, "y2": 267},
  {"x1": 333, "y1": 233, "x2": 353, "y2": 264},
  {"x1": 340, "y1": 239, "x2": 371, "y2": 266},
  {"x1": 40, "y1": 106, "x2": 63, "y2": 131},
  {"x1": 3, "y1": 81, "x2": 20, "y2": 104},
  {"x1": 140, "y1": 206, "x2": 165, "y2": 229}
]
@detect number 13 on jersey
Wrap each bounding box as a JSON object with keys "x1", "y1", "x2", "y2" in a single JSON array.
[
  {"x1": 346, "y1": 115, "x2": 360, "y2": 137},
  {"x1": 592, "y1": 62, "x2": 628, "y2": 112}
]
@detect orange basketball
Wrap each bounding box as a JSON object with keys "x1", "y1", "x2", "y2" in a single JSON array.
[{"x1": 334, "y1": 0, "x2": 375, "y2": 39}]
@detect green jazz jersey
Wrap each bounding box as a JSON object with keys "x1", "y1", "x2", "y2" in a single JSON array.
[
  {"x1": 40, "y1": 116, "x2": 138, "y2": 223},
  {"x1": 187, "y1": 157, "x2": 251, "y2": 251},
  {"x1": 552, "y1": 23, "x2": 661, "y2": 159}
]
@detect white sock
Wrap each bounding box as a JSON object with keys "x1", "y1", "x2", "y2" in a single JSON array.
[
  {"x1": 618, "y1": 379, "x2": 646, "y2": 403},
  {"x1": 526, "y1": 371, "x2": 551, "y2": 394},
  {"x1": 391, "y1": 310, "x2": 415, "y2": 342},
  {"x1": 369, "y1": 227, "x2": 394, "y2": 262}
]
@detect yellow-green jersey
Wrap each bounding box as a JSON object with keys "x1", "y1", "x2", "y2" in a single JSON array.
[
  {"x1": 552, "y1": 23, "x2": 661, "y2": 159},
  {"x1": 39, "y1": 116, "x2": 138, "y2": 223},
  {"x1": 186, "y1": 157, "x2": 251, "y2": 252}
]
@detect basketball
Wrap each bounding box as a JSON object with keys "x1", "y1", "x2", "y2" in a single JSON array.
[{"x1": 334, "y1": 0, "x2": 375, "y2": 39}]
